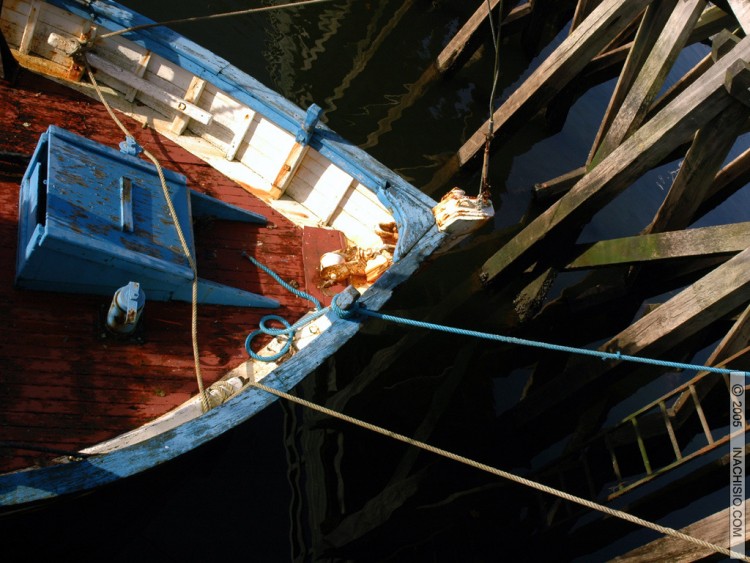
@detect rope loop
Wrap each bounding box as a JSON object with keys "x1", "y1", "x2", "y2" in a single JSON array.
[
  {"x1": 243, "y1": 254, "x2": 328, "y2": 362},
  {"x1": 244, "y1": 316, "x2": 293, "y2": 362},
  {"x1": 330, "y1": 292, "x2": 360, "y2": 320}
]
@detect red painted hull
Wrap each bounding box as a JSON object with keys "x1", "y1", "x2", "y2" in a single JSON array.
[{"x1": 0, "y1": 71, "x2": 311, "y2": 473}]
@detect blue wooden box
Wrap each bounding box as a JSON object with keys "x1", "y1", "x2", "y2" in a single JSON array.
[{"x1": 15, "y1": 126, "x2": 277, "y2": 308}]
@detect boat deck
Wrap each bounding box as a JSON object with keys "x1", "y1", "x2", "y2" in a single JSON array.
[{"x1": 0, "y1": 70, "x2": 313, "y2": 473}]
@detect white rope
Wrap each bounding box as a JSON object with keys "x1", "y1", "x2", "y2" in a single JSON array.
[
  {"x1": 85, "y1": 62, "x2": 210, "y2": 412},
  {"x1": 250, "y1": 380, "x2": 749, "y2": 561}
]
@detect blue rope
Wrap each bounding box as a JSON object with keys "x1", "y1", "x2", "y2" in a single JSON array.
[
  {"x1": 243, "y1": 253, "x2": 325, "y2": 362},
  {"x1": 244, "y1": 255, "x2": 750, "y2": 377},
  {"x1": 335, "y1": 301, "x2": 750, "y2": 378}
]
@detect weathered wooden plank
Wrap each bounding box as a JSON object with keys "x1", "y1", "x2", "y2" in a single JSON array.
[
  {"x1": 570, "y1": 0, "x2": 602, "y2": 33},
  {"x1": 547, "y1": 5, "x2": 731, "y2": 147},
  {"x1": 591, "y1": 0, "x2": 707, "y2": 167},
  {"x1": 647, "y1": 52, "x2": 713, "y2": 119},
  {"x1": 17, "y1": 0, "x2": 39, "y2": 55},
  {"x1": 170, "y1": 75, "x2": 206, "y2": 135},
  {"x1": 480, "y1": 34, "x2": 750, "y2": 284},
  {"x1": 670, "y1": 310, "x2": 750, "y2": 420},
  {"x1": 509, "y1": 244, "x2": 750, "y2": 435},
  {"x1": 587, "y1": 0, "x2": 679, "y2": 167},
  {"x1": 85, "y1": 52, "x2": 213, "y2": 125},
  {"x1": 564, "y1": 222, "x2": 750, "y2": 270},
  {"x1": 646, "y1": 101, "x2": 748, "y2": 233},
  {"x1": 611, "y1": 500, "x2": 749, "y2": 561},
  {"x1": 123, "y1": 50, "x2": 151, "y2": 103},
  {"x1": 606, "y1": 245, "x2": 750, "y2": 357},
  {"x1": 727, "y1": 0, "x2": 750, "y2": 34},
  {"x1": 456, "y1": 0, "x2": 654, "y2": 167},
  {"x1": 225, "y1": 108, "x2": 255, "y2": 161},
  {"x1": 436, "y1": 0, "x2": 528, "y2": 74}
]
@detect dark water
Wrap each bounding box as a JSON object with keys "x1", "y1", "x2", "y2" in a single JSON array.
[{"x1": 5, "y1": 2, "x2": 749, "y2": 561}]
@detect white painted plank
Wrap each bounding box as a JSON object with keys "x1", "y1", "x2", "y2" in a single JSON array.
[
  {"x1": 286, "y1": 159, "x2": 355, "y2": 224},
  {"x1": 85, "y1": 52, "x2": 213, "y2": 125}
]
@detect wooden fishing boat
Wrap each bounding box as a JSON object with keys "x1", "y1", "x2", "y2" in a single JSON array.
[{"x1": 0, "y1": 0, "x2": 492, "y2": 510}]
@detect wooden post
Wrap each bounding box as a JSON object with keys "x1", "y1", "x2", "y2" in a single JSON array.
[{"x1": 480, "y1": 34, "x2": 750, "y2": 285}]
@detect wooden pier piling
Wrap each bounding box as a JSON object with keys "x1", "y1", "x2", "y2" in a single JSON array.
[
  {"x1": 288, "y1": 1, "x2": 750, "y2": 559},
  {"x1": 480, "y1": 33, "x2": 750, "y2": 283},
  {"x1": 428, "y1": 1, "x2": 750, "y2": 556}
]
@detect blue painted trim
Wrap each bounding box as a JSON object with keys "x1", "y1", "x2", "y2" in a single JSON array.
[{"x1": 296, "y1": 104, "x2": 323, "y2": 144}]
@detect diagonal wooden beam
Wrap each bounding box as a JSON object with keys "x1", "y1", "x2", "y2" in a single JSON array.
[
  {"x1": 510, "y1": 244, "x2": 750, "y2": 431},
  {"x1": 726, "y1": 0, "x2": 750, "y2": 33},
  {"x1": 590, "y1": 0, "x2": 708, "y2": 168},
  {"x1": 697, "y1": 143, "x2": 750, "y2": 219},
  {"x1": 455, "y1": 0, "x2": 654, "y2": 168},
  {"x1": 563, "y1": 222, "x2": 750, "y2": 270},
  {"x1": 570, "y1": 0, "x2": 603, "y2": 33},
  {"x1": 645, "y1": 101, "x2": 749, "y2": 234},
  {"x1": 587, "y1": 0, "x2": 679, "y2": 167},
  {"x1": 436, "y1": 0, "x2": 528, "y2": 74},
  {"x1": 611, "y1": 500, "x2": 750, "y2": 561},
  {"x1": 480, "y1": 34, "x2": 750, "y2": 285}
]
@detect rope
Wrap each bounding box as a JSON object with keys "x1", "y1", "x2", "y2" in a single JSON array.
[
  {"x1": 243, "y1": 254, "x2": 326, "y2": 362},
  {"x1": 85, "y1": 62, "x2": 210, "y2": 412},
  {"x1": 479, "y1": 0, "x2": 503, "y2": 202},
  {"x1": 245, "y1": 257, "x2": 749, "y2": 377},
  {"x1": 343, "y1": 304, "x2": 750, "y2": 378},
  {"x1": 249, "y1": 380, "x2": 749, "y2": 561},
  {"x1": 98, "y1": 0, "x2": 339, "y2": 40}
]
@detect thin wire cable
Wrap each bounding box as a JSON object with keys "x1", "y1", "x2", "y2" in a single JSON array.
[
  {"x1": 84, "y1": 61, "x2": 210, "y2": 412},
  {"x1": 249, "y1": 379, "x2": 749, "y2": 561},
  {"x1": 98, "y1": 0, "x2": 338, "y2": 40}
]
